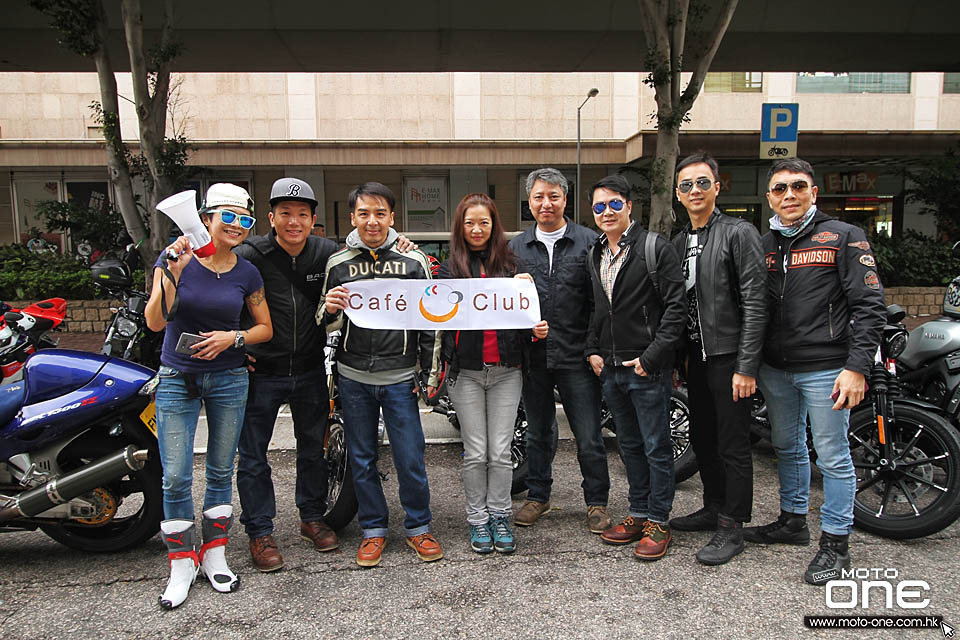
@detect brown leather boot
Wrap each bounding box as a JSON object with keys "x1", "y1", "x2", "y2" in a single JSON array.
[
  {"x1": 300, "y1": 521, "x2": 339, "y2": 552},
  {"x1": 249, "y1": 535, "x2": 284, "y2": 572}
]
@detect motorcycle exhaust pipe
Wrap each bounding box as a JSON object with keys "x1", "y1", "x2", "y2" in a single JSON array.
[{"x1": 0, "y1": 445, "x2": 148, "y2": 522}]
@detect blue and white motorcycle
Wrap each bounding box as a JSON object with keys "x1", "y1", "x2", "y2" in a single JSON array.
[{"x1": 0, "y1": 348, "x2": 163, "y2": 551}]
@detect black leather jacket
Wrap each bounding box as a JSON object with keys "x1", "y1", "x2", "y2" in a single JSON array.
[
  {"x1": 672, "y1": 209, "x2": 768, "y2": 378},
  {"x1": 762, "y1": 209, "x2": 885, "y2": 375},
  {"x1": 508, "y1": 218, "x2": 598, "y2": 369},
  {"x1": 235, "y1": 232, "x2": 337, "y2": 376}
]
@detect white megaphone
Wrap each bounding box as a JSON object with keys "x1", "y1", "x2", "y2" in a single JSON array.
[{"x1": 156, "y1": 190, "x2": 216, "y2": 258}]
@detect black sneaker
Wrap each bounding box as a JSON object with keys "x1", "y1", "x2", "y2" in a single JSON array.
[
  {"x1": 670, "y1": 505, "x2": 719, "y2": 531},
  {"x1": 804, "y1": 532, "x2": 851, "y2": 585},
  {"x1": 695, "y1": 515, "x2": 744, "y2": 565},
  {"x1": 742, "y1": 511, "x2": 810, "y2": 545}
]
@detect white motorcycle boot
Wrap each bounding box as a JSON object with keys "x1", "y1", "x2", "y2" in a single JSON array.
[
  {"x1": 199, "y1": 504, "x2": 239, "y2": 593},
  {"x1": 159, "y1": 519, "x2": 199, "y2": 610}
]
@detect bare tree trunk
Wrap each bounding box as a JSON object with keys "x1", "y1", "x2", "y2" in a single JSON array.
[
  {"x1": 121, "y1": 0, "x2": 174, "y2": 266},
  {"x1": 91, "y1": 0, "x2": 148, "y2": 255},
  {"x1": 637, "y1": 0, "x2": 740, "y2": 235}
]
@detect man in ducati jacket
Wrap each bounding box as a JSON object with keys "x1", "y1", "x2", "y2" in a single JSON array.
[
  {"x1": 743, "y1": 158, "x2": 885, "y2": 586},
  {"x1": 669, "y1": 153, "x2": 767, "y2": 566},
  {"x1": 234, "y1": 177, "x2": 339, "y2": 572},
  {"x1": 322, "y1": 181, "x2": 444, "y2": 568},
  {"x1": 585, "y1": 174, "x2": 686, "y2": 560}
]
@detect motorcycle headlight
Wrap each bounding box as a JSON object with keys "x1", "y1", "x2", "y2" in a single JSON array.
[
  {"x1": 116, "y1": 316, "x2": 138, "y2": 338},
  {"x1": 886, "y1": 330, "x2": 908, "y2": 360},
  {"x1": 139, "y1": 374, "x2": 160, "y2": 396}
]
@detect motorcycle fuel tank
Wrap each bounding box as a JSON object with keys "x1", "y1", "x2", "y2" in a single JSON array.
[{"x1": 899, "y1": 318, "x2": 960, "y2": 369}]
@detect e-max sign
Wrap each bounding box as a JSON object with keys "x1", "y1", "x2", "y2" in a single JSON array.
[{"x1": 824, "y1": 568, "x2": 930, "y2": 609}]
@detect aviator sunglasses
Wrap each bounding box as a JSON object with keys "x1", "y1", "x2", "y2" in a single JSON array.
[
  {"x1": 769, "y1": 180, "x2": 810, "y2": 196},
  {"x1": 592, "y1": 199, "x2": 626, "y2": 215},
  {"x1": 214, "y1": 209, "x2": 256, "y2": 229},
  {"x1": 677, "y1": 177, "x2": 716, "y2": 194}
]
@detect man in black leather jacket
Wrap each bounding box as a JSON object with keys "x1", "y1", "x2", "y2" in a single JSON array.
[
  {"x1": 669, "y1": 153, "x2": 767, "y2": 566},
  {"x1": 234, "y1": 178, "x2": 339, "y2": 572}
]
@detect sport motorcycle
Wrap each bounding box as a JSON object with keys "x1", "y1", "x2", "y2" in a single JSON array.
[{"x1": 0, "y1": 349, "x2": 163, "y2": 551}]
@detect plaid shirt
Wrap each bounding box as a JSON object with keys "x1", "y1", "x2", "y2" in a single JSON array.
[{"x1": 600, "y1": 233, "x2": 632, "y2": 302}]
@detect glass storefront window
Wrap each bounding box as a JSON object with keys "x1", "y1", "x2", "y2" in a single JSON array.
[
  {"x1": 796, "y1": 72, "x2": 911, "y2": 94},
  {"x1": 817, "y1": 196, "x2": 893, "y2": 237},
  {"x1": 718, "y1": 203, "x2": 762, "y2": 228},
  {"x1": 705, "y1": 72, "x2": 763, "y2": 93},
  {"x1": 944, "y1": 72, "x2": 960, "y2": 94}
]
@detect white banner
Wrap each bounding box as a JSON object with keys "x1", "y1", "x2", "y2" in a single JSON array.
[{"x1": 342, "y1": 278, "x2": 541, "y2": 330}]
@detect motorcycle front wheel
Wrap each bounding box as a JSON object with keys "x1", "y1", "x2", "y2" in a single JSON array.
[
  {"x1": 323, "y1": 415, "x2": 358, "y2": 531},
  {"x1": 40, "y1": 418, "x2": 163, "y2": 552},
  {"x1": 850, "y1": 402, "x2": 960, "y2": 539}
]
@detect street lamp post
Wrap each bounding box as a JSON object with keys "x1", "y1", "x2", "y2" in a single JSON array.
[{"x1": 576, "y1": 87, "x2": 600, "y2": 224}]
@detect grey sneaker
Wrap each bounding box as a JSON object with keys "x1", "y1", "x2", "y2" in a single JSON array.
[
  {"x1": 514, "y1": 500, "x2": 550, "y2": 527},
  {"x1": 587, "y1": 505, "x2": 611, "y2": 534}
]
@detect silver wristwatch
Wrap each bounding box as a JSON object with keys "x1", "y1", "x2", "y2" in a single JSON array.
[{"x1": 234, "y1": 331, "x2": 245, "y2": 349}]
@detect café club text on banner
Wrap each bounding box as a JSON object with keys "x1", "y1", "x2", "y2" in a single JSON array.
[{"x1": 341, "y1": 278, "x2": 541, "y2": 330}]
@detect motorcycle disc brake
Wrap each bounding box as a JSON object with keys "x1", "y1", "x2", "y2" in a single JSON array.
[{"x1": 73, "y1": 486, "x2": 119, "y2": 526}]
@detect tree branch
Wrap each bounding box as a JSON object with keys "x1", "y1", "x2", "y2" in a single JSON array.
[
  {"x1": 669, "y1": 0, "x2": 689, "y2": 108},
  {"x1": 680, "y1": 0, "x2": 738, "y2": 112}
]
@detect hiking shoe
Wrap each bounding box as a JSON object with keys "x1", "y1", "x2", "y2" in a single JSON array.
[
  {"x1": 634, "y1": 521, "x2": 672, "y2": 561},
  {"x1": 469, "y1": 523, "x2": 494, "y2": 554},
  {"x1": 743, "y1": 510, "x2": 810, "y2": 545},
  {"x1": 356, "y1": 537, "x2": 386, "y2": 567},
  {"x1": 489, "y1": 516, "x2": 516, "y2": 554},
  {"x1": 670, "y1": 505, "x2": 719, "y2": 531},
  {"x1": 406, "y1": 533, "x2": 444, "y2": 562},
  {"x1": 695, "y1": 514, "x2": 744, "y2": 565},
  {"x1": 804, "y1": 532, "x2": 851, "y2": 585},
  {"x1": 249, "y1": 535, "x2": 283, "y2": 573},
  {"x1": 600, "y1": 516, "x2": 645, "y2": 545},
  {"x1": 587, "y1": 505, "x2": 612, "y2": 534},
  {"x1": 514, "y1": 500, "x2": 550, "y2": 526}
]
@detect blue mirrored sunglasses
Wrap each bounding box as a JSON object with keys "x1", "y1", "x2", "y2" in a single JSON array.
[
  {"x1": 215, "y1": 209, "x2": 256, "y2": 229},
  {"x1": 592, "y1": 199, "x2": 626, "y2": 215}
]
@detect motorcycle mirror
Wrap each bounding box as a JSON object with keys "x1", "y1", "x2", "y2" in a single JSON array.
[{"x1": 886, "y1": 304, "x2": 906, "y2": 324}]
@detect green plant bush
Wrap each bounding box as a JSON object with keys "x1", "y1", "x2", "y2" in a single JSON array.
[
  {"x1": 871, "y1": 230, "x2": 960, "y2": 287},
  {"x1": 0, "y1": 244, "x2": 144, "y2": 300}
]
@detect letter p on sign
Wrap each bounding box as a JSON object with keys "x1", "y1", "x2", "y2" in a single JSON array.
[{"x1": 769, "y1": 108, "x2": 793, "y2": 138}]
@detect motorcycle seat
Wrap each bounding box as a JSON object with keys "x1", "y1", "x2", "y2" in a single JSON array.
[{"x1": 0, "y1": 381, "x2": 26, "y2": 426}]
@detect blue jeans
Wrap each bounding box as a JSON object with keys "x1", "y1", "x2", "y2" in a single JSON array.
[
  {"x1": 155, "y1": 365, "x2": 249, "y2": 520},
  {"x1": 339, "y1": 375, "x2": 432, "y2": 538},
  {"x1": 601, "y1": 367, "x2": 674, "y2": 522},
  {"x1": 237, "y1": 366, "x2": 329, "y2": 538},
  {"x1": 758, "y1": 364, "x2": 855, "y2": 535},
  {"x1": 522, "y1": 365, "x2": 610, "y2": 506}
]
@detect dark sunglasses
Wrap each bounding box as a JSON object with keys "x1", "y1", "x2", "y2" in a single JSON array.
[
  {"x1": 592, "y1": 199, "x2": 626, "y2": 215},
  {"x1": 677, "y1": 177, "x2": 716, "y2": 194},
  {"x1": 769, "y1": 180, "x2": 810, "y2": 196},
  {"x1": 215, "y1": 209, "x2": 256, "y2": 229}
]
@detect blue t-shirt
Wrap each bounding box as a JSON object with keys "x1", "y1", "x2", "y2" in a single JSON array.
[{"x1": 155, "y1": 256, "x2": 264, "y2": 373}]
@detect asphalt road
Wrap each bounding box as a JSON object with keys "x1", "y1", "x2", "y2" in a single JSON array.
[{"x1": 1, "y1": 439, "x2": 957, "y2": 640}]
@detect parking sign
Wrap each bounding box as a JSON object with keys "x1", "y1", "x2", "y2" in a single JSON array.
[{"x1": 760, "y1": 103, "x2": 798, "y2": 159}]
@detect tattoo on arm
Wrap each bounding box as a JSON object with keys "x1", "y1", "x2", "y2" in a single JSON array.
[{"x1": 247, "y1": 287, "x2": 266, "y2": 308}]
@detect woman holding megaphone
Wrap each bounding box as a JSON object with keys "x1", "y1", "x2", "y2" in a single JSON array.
[{"x1": 145, "y1": 183, "x2": 273, "y2": 610}]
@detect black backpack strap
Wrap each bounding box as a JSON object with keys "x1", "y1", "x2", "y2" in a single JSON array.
[
  {"x1": 159, "y1": 258, "x2": 180, "y2": 321},
  {"x1": 262, "y1": 249, "x2": 321, "y2": 305},
  {"x1": 644, "y1": 230, "x2": 661, "y2": 303}
]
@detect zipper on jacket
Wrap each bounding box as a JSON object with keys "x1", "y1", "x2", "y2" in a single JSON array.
[
  {"x1": 290, "y1": 255, "x2": 297, "y2": 376},
  {"x1": 608, "y1": 308, "x2": 618, "y2": 365},
  {"x1": 343, "y1": 321, "x2": 350, "y2": 352},
  {"x1": 692, "y1": 232, "x2": 707, "y2": 363},
  {"x1": 777, "y1": 235, "x2": 797, "y2": 365},
  {"x1": 403, "y1": 329, "x2": 408, "y2": 354},
  {"x1": 828, "y1": 302, "x2": 834, "y2": 339},
  {"x1": 642, "y1": 305, "x2": 653, "y2": 343}
]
